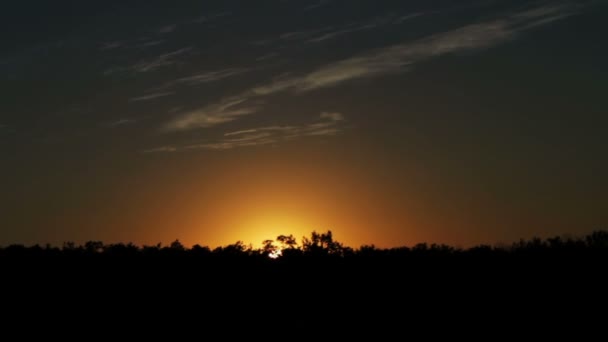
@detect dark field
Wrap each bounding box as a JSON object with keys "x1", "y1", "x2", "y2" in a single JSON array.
[{"x1": 3, "y1": 231, "x2": 607, "y2": 334}]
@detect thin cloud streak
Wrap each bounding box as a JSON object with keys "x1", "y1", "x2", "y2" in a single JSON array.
[
  {"x1": 163, "y1": 96, "x2": 258, "y2": 131},
  {"x1": 99, "y1": 41, "x2": 124, "y2": 51},
  {"x1": 103, "y1": 47, "x2": 193, "y2": 75},
  {"x1": 143, "y1": 146, "x2": 177, "y2": 153},
  {"x1": 304, "y1": 14, "x2": 416, "y2": 44},
  {"x1": 269, "y1": 13, "x2": 420, "y2": 46},
  {"x1": 304, "y1": 0, "x2": 332, "y2": 12},
  {"x1": 159, "y1": 68, "x2": 250, "y2": 90},
  {"x1": 99, "y1": 39, "x2": 164, "y2": 52},
  {"x1": 150, "y1": 112, "x2": 345, "y2": 152},
  {"x1": 251, "y1": 26, "x2": 333, "y2": 46},
  {"x1": 131, "y1": 47, "x2": 192, "y2": 73},
  {"x1": 306, "y1": 24, "x2": 377, "y2": 43},
  {"x1": 129, "y1": 92, "x2": 175, "y2": 102},
  {"x1": 192, "y1": 11, "x2": 231, "y2": 24},
  {"x1": 158, "y1": 25, "x2": 177, "y2": 34},
  {"x1": 395, "y1": 12, "x2": 425, "y2": 24},
  {"x1": 279, "y1": 27, "x2": 334, "y2": 41},
  {"x1": 135, "y1": 40, "x2": 164, "y2": 48},
  {"x1": 258, "y1": 3, "x2": 581, "y2": 93},
  {"x1": 104, "y1": 119, "x2": 137, "y2": 127},
  {"x1": 165, "y1": 3, "x2": 582, "y2": 132}
]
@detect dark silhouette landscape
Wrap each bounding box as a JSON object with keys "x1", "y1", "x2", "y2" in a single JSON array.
[
  {"x1": 4, "y1": 230, "x2": 608, "y2": 262},
  {"x1": 3, "y1": 230, "x2": 607, "y2": 333},
  {"x1": 3, "y1": 0, "x2": 608, "y2": 335}
]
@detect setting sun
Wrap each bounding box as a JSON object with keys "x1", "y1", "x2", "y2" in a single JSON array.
[
  {"x1": 268, "y1": 249, "x2": 282, "y2": 259},
  {"x1": 3, "y1": 0, "x2": 607, "y2": 332},
  {"x1": 2, "y1": 0, "x2": 605, "y2": 252},
  {"x1": 232, "y1": 211, "x2": 315, "y2": 249}
]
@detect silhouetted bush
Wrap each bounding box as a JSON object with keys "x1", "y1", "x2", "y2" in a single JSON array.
[{"x1": 2, "y1": 230, "x2": 608, "y2": 262}]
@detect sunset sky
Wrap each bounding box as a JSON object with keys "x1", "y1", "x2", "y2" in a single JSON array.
[{"x1": 1, "y1": 0, "x2": 607, "y2": 248}]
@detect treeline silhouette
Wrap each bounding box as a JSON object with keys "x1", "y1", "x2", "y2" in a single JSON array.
[
  {"x1": 3, "y1": 229, "x2": 608, "y2": 260},
  {"x1": 3, "y1": 230, "x2": 607, "y2": 333}
]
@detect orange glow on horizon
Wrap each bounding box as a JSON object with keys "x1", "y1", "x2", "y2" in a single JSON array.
[
  {"x1": 115, "y1": 149, "x2": 430, "y2": 249},
  {"x1": 210, "y1": 210, "x2": 326, "y2": 249}
]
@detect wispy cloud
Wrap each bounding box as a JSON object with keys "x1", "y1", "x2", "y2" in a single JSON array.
[
  {"x1": 273, "y1": 13, "x2": 422, "y2": 46},
  {"x1": 135, "y1": 40, "x2": 164, "y2": 48},
  {"x1": 394, "y1": 12, "x2": 425, "y2": 24},
  {"x1": 320, "y1": 111, "x2": 344, "y2": 122},
  {"x1": 254, "y1": 3, "x2": 581, "y2": 93},
  {"x1": 280, "y1": 27, "x2": 334, "y2": 41},
  {"x1": 143, "y1": 146, "x2": 177, "y2": 153},
  {"x1": 305, "y1": 14, "x2": 415, "y2": 43},
  {"x1": 306, "y1": 23, "x2": 377, "y2": 43},
  {"x1": 131, "y1": 47, "x2": 192, "y2": 73},
  {"x1": 103, "y1": 47, "x2": 193, "y2": 75},
  {"x1": 304, "y1": 0, "x2": 332, "y2": 12},
  {"x1": 164, "y1": 3, "x2": 582, "y2": 132},
  {"x1": 149, "y1": 112, "x2": 345, "y2": 152},
  {"x1": 99, "y1": 38, "x2": 164, "y2": 52},
  {"x1": 158, "y1": 25, "x2": 177, "y2": 34},
  {"x1": 160, "y1": 68, "x2": 250, "y2": 89},
  {"x1": 104, "y1": 119, "x2": 137, "y2": 127},
  {"x1": 163, "y1": 96, "x2": 258, "y2": 131},
  {"x1": 129, "y1": 92, "x2": 175, "y2": 102},
  {"x1": 252, "y1": 26, "x2": 333, "y2": 46},
  {"x1": 256, "y1": 53, "x2": 280, "y2": 61},
  {"x1": 192, "y1": 11, "x2": 231, "y2": 24},
  {"x1": 187, "y1": 132, "x2": 277, "y2": 150},
  {"x1": 99, "y1": 41, "x2": 124, "y2": 51}
]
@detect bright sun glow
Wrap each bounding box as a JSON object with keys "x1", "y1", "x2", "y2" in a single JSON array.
[
  {"x1": 268, "y1": 249, "x2": 282, "y2": 259},
  {"x1": 230, "y1": 211, "x2": 314, "y2": 249}
]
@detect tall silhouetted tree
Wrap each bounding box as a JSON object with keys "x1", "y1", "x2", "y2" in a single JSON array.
[
  {"x1": 302, "y1": 230, "x2": 343, "y2": 256},
  {"x1": 169, "y1": 239, "x2": 185, "y2": 251},
  {"x1": 586, "y1": 230, "x2": 608, "y2": 248},
  {"x1": 277, "y1": 234, "x2": 297, "y2": 249},
  {"x1": 262, "y1": 239, "x2": 278, "y2": 257}
]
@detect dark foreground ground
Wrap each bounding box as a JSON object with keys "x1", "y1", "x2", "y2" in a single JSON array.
[{"x1": 2, "y1": 232, "x2": 607, "y2": 336}]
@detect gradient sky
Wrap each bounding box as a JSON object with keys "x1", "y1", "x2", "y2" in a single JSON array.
[{"x1": 1, "y1": 0, "x2": 607, "y2": 248}]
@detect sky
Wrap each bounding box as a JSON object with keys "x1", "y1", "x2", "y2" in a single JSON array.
[{"x1": 1, "y1": 0, "x2": 607, "y2": 248}]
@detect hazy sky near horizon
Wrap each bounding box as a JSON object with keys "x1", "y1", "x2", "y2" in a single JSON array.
[{"x1": 1, "y1": 0, "x2": 607, "y2": 248}]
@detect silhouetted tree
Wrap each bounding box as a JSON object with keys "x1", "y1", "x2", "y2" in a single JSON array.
[
  {"x1": 169, "y1": 239, "x2": 185, "y2": 251},
  {"x1": 586, "y1": 230, "x2": 608, "y2": 248},
  {"x1": 103, "y1": 242, "x2": 139, "y2": 256},
  {"x1": 1, "y1": 230, "x2": 607, "y2": 278},
  {"x1": 85, "y1": 241, "x2": 104, "y2": 253},
  {"x1": 302, "y1": 230, "x2": 343, "y2": 256},
  {"x1": 358, "y1": 244, "x2": 379, "y2": 257},
  {"x1": 216, "y1": 241, "x2": 249, "y2": 257},
  {"x1": 191, "y1": 244, "x2": 211, "y2": 256},
  {"x1": 63, "y1": 241, "x2": 77, "y2": 251},
  {"x1": 261, "y1": 239, "x2": 278, "y2": 257},
  {"x1": 277, "y1": 234, "x2": 297, "y2": 249}
]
